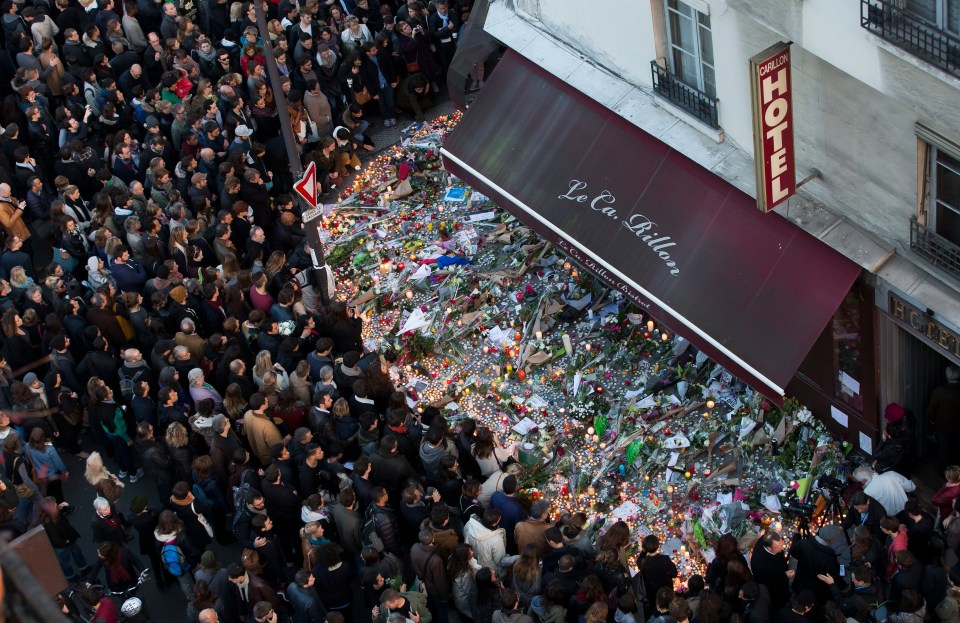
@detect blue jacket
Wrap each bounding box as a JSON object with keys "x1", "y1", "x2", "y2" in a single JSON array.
[
  {"x1": 490, "y1": 492, "x2": 526, "y2": 546},
  {"x1": 26, "y1": 443, "x2": 67, "y2": 478},
  {"x1": 110, "y1": 258, "x2": 148, "y2": 292}
]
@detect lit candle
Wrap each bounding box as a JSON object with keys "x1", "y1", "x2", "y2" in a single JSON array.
[
  {"x1": 585, "y1": 343, "x2": 592, "y2": 352},
  {"x1": 405, "y1": 290, "x2": 413, "y2": 299},
  {"x1": 647, "y1": 320, "x2": 655, "y2": 331},
  {"x1": 587, "y1": 309, "x2": 594, "y2": 320},
  {"x1": 706, "y1": 399, "x2": 716, "y2": 409},
  {"x1": 661, "y1": 333, "x2": 669, "y2": 341},
  {"x1": 535, "y1": 331, "x2": 543, "y2": 340},
  {"x1": 562, "y1": 334, "x2": 573, "y2": 357}
]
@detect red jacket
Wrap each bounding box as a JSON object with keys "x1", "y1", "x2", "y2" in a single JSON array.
[
  {"x1": 92, "y1": 597, "x2": 120, "y2": 623},
  {"x1": 932, "y1": 483, "x2": 960, "y2": 523},
  {"x1": 886, "y1": 527, "x2": 909, "y2": 581}
]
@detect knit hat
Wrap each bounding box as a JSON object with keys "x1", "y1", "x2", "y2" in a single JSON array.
[
  {"x1": 23, "y1": 372, "x2": 38, "y2": 385},
  {"x1": 129, "y1": 495, "x2": 148, "y2": 514},
  {"x1": 884, "y1": 403, "x2": 905, "y2": 423},
  {"x1": 168, "y1": 285, "x2": 187, "y2": 303}
]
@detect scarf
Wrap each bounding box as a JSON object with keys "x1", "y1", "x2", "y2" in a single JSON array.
[{"x1": 196, "y1": 46, "x2": 217, "y2": 63}]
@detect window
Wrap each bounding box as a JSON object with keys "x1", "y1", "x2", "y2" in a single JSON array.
[
  {"x1": 933, "y1": 147, "x2": 960, "y2": 243},
  {"x1": 906, "y1": 0, "x2": 960, "y2": 35},
  {"x1": 664, "y1": 0, "x2": 716, "y2": 98}
]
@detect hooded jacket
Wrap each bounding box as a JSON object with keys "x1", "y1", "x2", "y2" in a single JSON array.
[{"x1": 463, "y1": 516, "x2": 507, "y2": 573}]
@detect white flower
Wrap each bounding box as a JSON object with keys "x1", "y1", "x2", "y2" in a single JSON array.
[
  {"x1": 278, "y1": 320, "x2": 296, "y2": 336},
  {"x1": 796, "y1": 407, "x2": 813, "y2": 424}
]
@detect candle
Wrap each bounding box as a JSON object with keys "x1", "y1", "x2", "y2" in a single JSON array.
[
  {"x1": 647, "y1": 320, "x2": 655, "y2": 331},
  {"x1": 661, "y1": 333, "x2": 669, "y2": 341},
  {"x1": 587, "y1": 309, "x2": 594, "y2": 320},
  {"x1": 405, "y1": 290, "x2": 413, "y2": 299},
  {"x1": 585, "y1": 343, "x2": 592, "y2": 352},
  {"x1": 562, "y1": 334, "x2": 573, "y2": 357},
  {"x1": 535, "y1": 331, "x2": 542, "y2": 340},
  {"x1": 563, "y1": 261, "x2": 571, "y2": 272},
  {"x1": 706, "y1": 399, "x2": 716, "y2": 409}
]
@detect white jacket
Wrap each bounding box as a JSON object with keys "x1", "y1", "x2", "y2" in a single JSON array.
[{"x1": 463, "y1": 516, "x2": 507, "y2": 573}]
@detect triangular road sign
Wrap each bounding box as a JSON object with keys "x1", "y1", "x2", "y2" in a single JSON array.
[{"x1": 294, "y1": 161, "x2": 318, "y2": 208}]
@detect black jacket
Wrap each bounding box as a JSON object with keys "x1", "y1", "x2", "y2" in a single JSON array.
[
  {"x1": 788, "y1": 536, "x2": 841, "y2": 604},
  {"x1": 750, "y1": 542, "x2": 791, "y2": 611}
]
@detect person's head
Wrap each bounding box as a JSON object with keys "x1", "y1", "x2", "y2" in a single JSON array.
[
  {"x1": 948, "y1": 365, "x2": 960, "y2": 383},
  {"x1": 849, "y1": 491, "x2": 870, "y2": 513},
  {"x1": 790, "y1": 590, "x2": 816, "y2": 615},
  {"x1": 760, "y1": 530, "x2": 784, "y2": 554},
  {"x1": 880, "y1": 515, "x2": 900, "y2": 535}
]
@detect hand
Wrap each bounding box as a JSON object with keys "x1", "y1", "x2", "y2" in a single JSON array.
[
  {"x1": 373, "y1": 95, "x2": 380, "y2": 100},
  {"x1": 254, "y1": 536, "x2": 267, "y2": 547},
  {"x1": 400, "y1": 583, "x2": 407, "y2": 593},
  {"x1": 87, "y1": 168, "x2": 96, "y2": 176},
  {"x1": 50, "y1": 56, "x2": 60, "y2": 66},
  {"x1": 372, "y1": 606, "x2": 381, "y2": 618},
  {"x1": 816, "y1": 573, "x2": 834, "y2": 585},
  {"x1": 431, "y1": 490, "x2": 441, "y2": 503},
  {"x1": 410, "y1": 611, "x2": 420, "y2": 623},
  {"x1": 786, "y1": 570, "x2": 795, "y2": 580},
  {"x1": 17, "y1": 201, "x2": 25, "y2": 210}
]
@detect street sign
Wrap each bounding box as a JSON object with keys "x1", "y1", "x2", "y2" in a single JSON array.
[
  {"x1": 302, "y1": 206, "x2": 323, "y2": 223},
  {"x1": 294, "y1": 161, "x2": 318, "y2": 208}
]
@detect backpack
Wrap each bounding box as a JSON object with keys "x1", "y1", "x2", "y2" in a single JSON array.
[
  {"x1": 361, "y1": 505, "x2": 385, "y2": 552},
  {"x1": 161, "y1": 542, "x2": 189, "y2": 577},
  {"x1": 231, "y1": 468, "x2": 257, "y2": 515},
  {"x1": 119, "y1": 367, "x2": 144, "y2": 398}
]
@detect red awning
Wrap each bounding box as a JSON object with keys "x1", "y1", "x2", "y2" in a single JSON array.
[{"x1": 441, "y1": 52, "x2": 861, "y2": 399}]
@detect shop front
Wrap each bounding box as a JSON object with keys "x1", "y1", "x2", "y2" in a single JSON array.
[{"x1": 442, "y1": 51, "x2": 865, "y2": 433}]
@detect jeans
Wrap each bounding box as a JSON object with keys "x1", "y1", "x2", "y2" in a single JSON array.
[
  {"x1": 377, "y1": 86, "x2": 396, "y2": 121},
  {"x1": 352, "y1": 119, "x2": 370, "y2": 143},
  {"x1": 55, "y1": 543, "x2": 89, "y2": 579},
  {"x1": 109, "y1": 436, "x2": 133, "y2": 474}
]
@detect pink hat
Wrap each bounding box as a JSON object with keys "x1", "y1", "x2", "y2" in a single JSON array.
[{"x1": 884, "y1": 403, "x2": 905, "y2": 423}]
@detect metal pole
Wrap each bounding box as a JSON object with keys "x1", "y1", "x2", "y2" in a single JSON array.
[
  {"x1": 252, "y1": 3, "x2": 333, "y2": 306},
  {"x1": 252, "y1": 1, "x2": 302, "y2": 181}
]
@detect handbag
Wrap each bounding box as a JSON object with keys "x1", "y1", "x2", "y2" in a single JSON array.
[
  {"x1": 355, "y1": 87, "x2": 372, "y2": 106},
  {"x1": 406, "y1": 61, "x2": 420, "y2": 73}
]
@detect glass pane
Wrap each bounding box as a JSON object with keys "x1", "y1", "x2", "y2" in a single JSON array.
[
  {"x1": 948, "y1": 0, "x2": 959, "y2": 34},
  {"x1": 833, "y1": 293, "x2": 863, "y2": 412},
  {"x1": 698, "y1": 11, "x2": 711, "y2": 28},
  {"x1": 671, "y1": 48, "x2": 698, "y2": 86},
  {"x1": 907, "y1": 0, "x2": 938, "y2": 23},
  {"x1": 668, "y1": 9, "x2": 696, "y2": 56},
  {"x1": 937, "y1": 155, "x2": 960, "y2": 211},
  {"x1": 935, "y1": 201, "x2": 960, "y2": 244},
  {"x1": 701, "y1": 65, "x2": 716, "y2": 99},
  {"x1": 667, "y1": 0, "x2": 692, "y2": 18},
  {"x1": 699, "y1": 24, "x2": 714, "y2": 66}
]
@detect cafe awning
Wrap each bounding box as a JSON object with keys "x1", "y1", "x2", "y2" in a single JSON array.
[{"x1": 441, "y1": 51, "x2": 861, "y2": 399}]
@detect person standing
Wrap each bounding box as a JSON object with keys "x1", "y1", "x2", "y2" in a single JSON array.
[
  {"x1": 750, "y1": 530, "x2": 793, "y2": 612},
  {"x1": 929, "y1": 365, "x2": 960, "y2": 469}
]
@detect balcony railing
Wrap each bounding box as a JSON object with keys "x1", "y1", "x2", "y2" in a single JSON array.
[
  {"x1": 861, "y1": 0, "x2": 960, "y2": 78},
  {"x1": 649, "y1": 61, "x2": 720, "y2": 129},
  {"x1": 911, "y1": 216, "x2": 960, "y2": 277}
]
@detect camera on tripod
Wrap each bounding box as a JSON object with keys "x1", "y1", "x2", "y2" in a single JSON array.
[{"x1": 781, "y1": 499, "x2": 815, "y2": 519}]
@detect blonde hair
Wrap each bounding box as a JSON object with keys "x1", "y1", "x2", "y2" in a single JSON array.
[
  {"x1": 165, "y1": 422, "x2": 189, "y2": 448},
  {"x1": 84, "y1": 451, "x2": 112, "y2": 485},
  {"x1": 253, "y1": 350, "x2": 274, "y2": 381},
  {"x1": 947, "y1": 465, "x2": 960, "y2": 484},
  {"x1": 9, "y1": 266, "x2": 27, "y2": 288}
]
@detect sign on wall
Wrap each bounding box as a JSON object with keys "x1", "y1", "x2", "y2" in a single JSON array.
[{"x1": 750, "y1": 42, "x2": 796, "y2": 213}]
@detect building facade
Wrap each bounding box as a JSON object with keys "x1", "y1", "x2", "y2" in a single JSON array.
[{"x1": 461, "y1": 0, "x2": 960, "y2": 452}]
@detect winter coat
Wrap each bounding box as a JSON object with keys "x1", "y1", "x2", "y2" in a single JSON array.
[
  {"x1": 411, "y1": 542, "x2": 450, "y2": 601},
  {"x1": 493, "y1": 608, "x2": 534, "y2": 623},
  {"x1": 452, "y1": 570, "x2": 478, "y2": 620},
  {"x1": 463, "y1": 516, "x2": 508, "y2": 573}
]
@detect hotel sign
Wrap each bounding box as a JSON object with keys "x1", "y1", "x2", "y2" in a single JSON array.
[
  {"x1": 890, "y1": 293, "x2": 960, "y2": 359},
  {"x1": 750, "y1": 42, "x2": 796, "y2": 213}
]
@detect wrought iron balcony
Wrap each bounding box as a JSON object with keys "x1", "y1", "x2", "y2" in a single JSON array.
[
  {"x1": 911, "y1": 216, "x2": 960, "y2": 277},
  {"x1": 649, "y1": 61, "x2": 720, "y2": 129},
  {"x1": 861, "y1": 0, "x2": 960, "y2": 78}
]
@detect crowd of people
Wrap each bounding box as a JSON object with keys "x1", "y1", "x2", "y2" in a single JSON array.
[{"x1": 2, "y1": 1, "x2": 960, "y2": 623}]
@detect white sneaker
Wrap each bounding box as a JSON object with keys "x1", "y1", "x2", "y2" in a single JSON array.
[
  {"x1": 129, "y1": 469, "x2": 144, "y2": 483},
  {"x1": 118, "y1": 471, "x2": 129, "y2": 479}
]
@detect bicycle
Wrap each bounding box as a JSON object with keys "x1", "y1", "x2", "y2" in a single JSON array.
[{"x1": 62, "y1": 569, "x2": 154, "y2": 623}]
